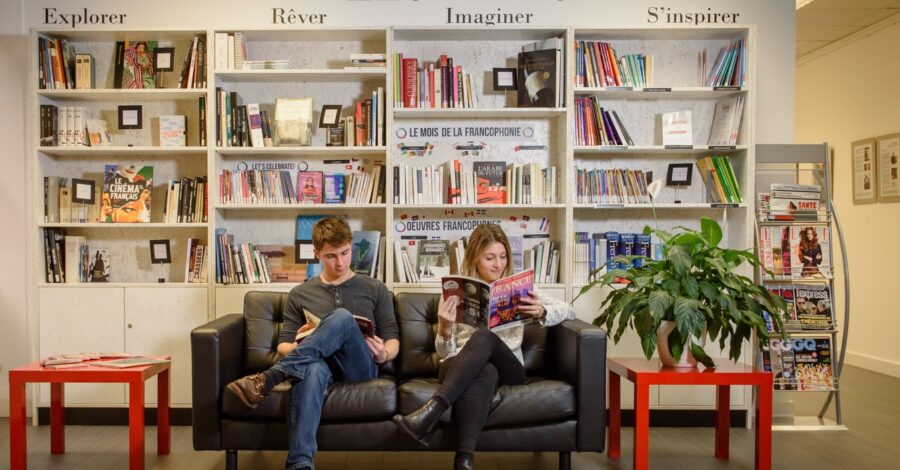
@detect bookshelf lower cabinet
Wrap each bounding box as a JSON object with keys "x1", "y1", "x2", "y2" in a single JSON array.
[
  {"x1": 214, "y1": 285, "x2": 294, "y2": 318},
  {"x1": 37, "y1": 287, "x2": 207, "y2": 407}
]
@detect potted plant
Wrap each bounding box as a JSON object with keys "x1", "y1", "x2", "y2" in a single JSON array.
[{"x1": 577, "y1": 217, "x2": 786, "y2": 368}]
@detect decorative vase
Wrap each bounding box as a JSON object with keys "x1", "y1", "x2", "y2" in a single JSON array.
[{"x1": 656, "y1": 321, "x2": 706, "y2": 368}]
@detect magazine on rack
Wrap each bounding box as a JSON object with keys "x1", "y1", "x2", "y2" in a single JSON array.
[{"x1": 441, "y1": 269, "x2": 534, "y2": 332}]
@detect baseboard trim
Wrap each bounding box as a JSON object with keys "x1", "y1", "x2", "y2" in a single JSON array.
[
  {"x1": 844, "y1": 351, "x2": 900, "y2": 378},
  {"x1": 37, "y1": 407, "x2": 193, "y2": 426},
  {"x1": 35, "y1": 407, "x2": 744, "y2": 428}
]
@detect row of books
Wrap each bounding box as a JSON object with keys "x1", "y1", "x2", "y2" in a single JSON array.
[
  {"x1": 763, "y1": 284, "x2": 834, "y2": 331},
  {"x1": 37, "y1": 36, "x2": 83, "y2": 90},
  {"x1": 705, "y1": 39, "x2": 746, "y2": 87},
  {"x1": 394, "y1": 236, "x2": 560, "y2": 284},
  {"x1": 44, "y1": 176, "x2": 101, "y2": 224},
  {"x1": 213, "y1": 32, "x2": 249, "y2": 70},
  {"x1": 574, "y1": 40, "x2": 652, "y2": 88},
  {"x1": 164, "y1": 177, "x2": 208, "y2": 223},
  {"x1": 395, "y1": 55, "x2": 480, "y2": 109},
  {"x1": 347, "y1": 53, "x2": 386, "y2": 69},
  {"x1": 436, "y1": 160, "x2": 557, "y2": 205},
  {"x1": 758, "y1": 225, "x2": 832, "y2": 280},
  {"x1": 214, "y1": 90, "x2": 269, "y2": 147},
  {"x1": 574, "y1": 98, "x2": 634, "y2": 146},
  {"x1": 572, "y1": 231, "x2": 664, "y2": 284},
  {"x1": 760, "y1": 335, "x2": 834, "y2": 391},
  {"x1": 697, "y1": 155, "x2": 743, "y2": 204},
  {"x1": 40, "y1": 105, "x2": 104, "y2": 147},
  {"x1": 184, "y1": 239, "x2": 209, "y2": 283},
  {"x1": 214, "y1": 229, "x2": 275, "y2": 284},
  {"x1": 707, "y1": 96, "x2": 745, "y2": 146},
  {"x1": 757, "y1": 184, "x2": 823, "y2": 222},
  {"x1": 175, "y1": 35, "x2": 208, "y2": 89},
  {"x1": 219, "y1": 164, "x2": 385, "y2": 205},
  {"x1": 574, "y1": 168, "x2": 651, "y2": 205},
  {"x1": 42, "y1": 229, "x2": 110, "y2": 283}
]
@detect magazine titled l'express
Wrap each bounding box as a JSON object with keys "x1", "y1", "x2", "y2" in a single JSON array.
[{"x1": 441, "y1": 269, "x2": 534, "y2": 332}]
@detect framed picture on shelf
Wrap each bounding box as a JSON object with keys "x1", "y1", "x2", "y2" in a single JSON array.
[
  {"x1": 71, "y1": 179, "x2": 96, "y2": 204},
  {"x1": 318, "y1": 105, "x2": 342, "y2": 128},
  {"x1": 118, "y1": 105, "x2": 142, "y2": 130},
  {"x1": 152, "y1": 47, "x2": 175, "y2": 72},
  {"x1": 149, "y1": 239, "x2": 171, "y2": 264},
  {"x1": 492, "y1": 68, "x2": 518, "y2": 91},
  {"x1": 851, "y1": 138, "x2": 877, "y2": 204},
  {"x1": 875, "y1": 132, "x2": 900, "y2": 203},
  {"x1": 666, "y1": 163, "x2": 693, "y2": 186}
]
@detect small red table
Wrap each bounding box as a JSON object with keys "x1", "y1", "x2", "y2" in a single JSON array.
[
  {"x1": 607, "y1": 357, "x2": 772, "y2": 470},
  {"x1": 8, "y1": 356, "x2": 171, "y2": 470}
]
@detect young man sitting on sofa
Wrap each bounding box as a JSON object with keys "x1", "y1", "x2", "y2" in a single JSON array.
[{"x1": 227, "y1": 216, "x2": 399, "y2": 470}]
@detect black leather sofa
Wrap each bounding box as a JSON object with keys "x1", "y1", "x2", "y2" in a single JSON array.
[{"x1": 192, "y1": 291, "x2": 607, "y2": 469}]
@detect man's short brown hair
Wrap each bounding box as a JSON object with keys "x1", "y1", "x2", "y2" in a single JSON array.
[{"x1": 312, "y1": 216, "x2": 352, "y2": 251}]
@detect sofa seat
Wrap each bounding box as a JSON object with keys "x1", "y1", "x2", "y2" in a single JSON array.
[
  {"x1": 397, "y1": 377, "x2": 575, "y2": 428},
  {"x1": 223, "y1": 377, "x2": 398, "y2": 421}
]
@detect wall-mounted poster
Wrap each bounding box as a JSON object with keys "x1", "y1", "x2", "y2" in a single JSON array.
[
  {"x1": 851, "y1": 138, "x2": 876, "y2": 204},
  {"x1": 876, "y1": 133, "x2": 900, "y2": 203}
]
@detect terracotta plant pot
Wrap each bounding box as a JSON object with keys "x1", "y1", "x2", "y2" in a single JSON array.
[{"x1": 656, "y1": 321, "x2": 706, "y2": 368}]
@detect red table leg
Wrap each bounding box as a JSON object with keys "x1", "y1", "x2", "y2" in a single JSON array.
[
  {"x1": 715, "y1": 384, "x2": 730, "y2": 459},
  {"x1": 607, "y1": 371, "x2": 621, "y2": 459},
  {"x1": 9, "y1": 377, "x2": 26, "y2": 470},
  {"x1": 129, "y1": 378, "x2": 145, "y2": 470},
  {"x1": 157, "y1": 369, "x2": 170, "y2": 455},
  {"x1": 50, "y1": 382, "x2": 65, "y2": 454},
  {"x1": 755, "y1": 379, "x2": 773, "y2": 470},
  {"x1": 633, "y1": 380, "x2": 650, "y2": 470}
]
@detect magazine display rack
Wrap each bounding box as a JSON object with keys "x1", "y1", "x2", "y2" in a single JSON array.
[{"x1": 754, "y1": 143, "x2": 849, "y2": 431}]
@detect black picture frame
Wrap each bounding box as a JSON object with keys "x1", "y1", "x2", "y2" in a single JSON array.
[
  {"x1": 295, "y1": 240, "x2": 317, "y2": 263},
  {"x1": 152, "y1": 47, "x2": 175, "y2": 72},
  {"x1": 318, "y1": 105, "x2": 342, "y2": 128},
  {"x1": 149, "y1": 239, "x2": 172, "y2": 264},
  {"x1": 666, "y1": 163, "x2": 693, "y2": 186},
  {"x1": 493, "y1": 67, "x2": 518, "y2": 91},
  {"x1": 70, "y1": 178, "x2": 96, "y2": 204},
  {"x1": 118, "y1": 105, "x2": 142, "y2": 130}
]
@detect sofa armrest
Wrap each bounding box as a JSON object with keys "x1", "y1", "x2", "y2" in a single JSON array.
[
  {"x1": 549, "y1": 319, "x2": 607, "y2": 452},
  {"x1": 191, "y1": 313, "x2": 244, "y2": 451}
]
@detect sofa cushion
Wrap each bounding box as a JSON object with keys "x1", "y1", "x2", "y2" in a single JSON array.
[
  {"x1": 223, "y1": 377, "x2": 397, "y2": 421},
  {"x1": 243, "y1": 291, "x2": 289, "y2": 372},
  {"x1": 397, "y1": 377, "x2": 575, "y2": 428}
]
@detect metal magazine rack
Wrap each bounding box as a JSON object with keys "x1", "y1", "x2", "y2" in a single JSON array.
[{"x1": 754, "y1": 144, "x2": 849, "y2": 431}]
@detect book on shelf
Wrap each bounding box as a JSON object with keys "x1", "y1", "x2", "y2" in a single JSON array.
[
  {"x1": 351, "y1": 230, "x2": 381, "y2": 278},
  {"x1": 101, "y1": 165, "x2": 153, "y2": 223},
  {"x1": 117, "y1": 40, "x2": 158, "y2": 89},
  {"x1": 296, "y1": 171, "x2": 324, "y2": 204},
  {"x1": 395, "y1": 54, "x2": 478, "y2": 109},
  {"x1": 517, "y1": 48, "x2": 559, "y2": 108},
  {"x1": 296, "y1": 308, "x2": 375, "y2": 342},
  {"x1": 164, "y1": 176, "x2": 207, "y2": 223},
  {"x1": 473, "y1": 161, "x2": 507, "y2": 204},
  {"x1": 574, "y1": 167, "x2": 651, "y2": 205},
  {"x1": 214, "y1": 228, "x2": 272, "y2": 285},
  {"x1": 705, "y1": 39, "x2": 746, "y2": 87},
  {"x1": 324, "y1": 174, "x2": 347, "y2": 203},
  {"x1": 661, "y1": 110, "x2": 692, "y2": 146},
  {"x1": 37, "y1": 36, "x2": 77, "y2": 90},
  {"x1": 296, "y1": 215, "x2": 325, "y2": 279},
  {"x1": 88, "y1": 249, "x2": 110, "y2": 283},
  {"x1": 348, "y1": 53, "x2": 387, "y2": 68},
  {"x1": 184, "y1": 239, "x2": 207, "y2": 283},
  {"x1": 417, "y1": 239, "x2": 450, "y2": 282},
  {"x1": 255, "y1": 244, "x2": 306, "y2": 283},
  {"x1": 154, "y1": 115, "x2": 187, "y2": 147},
  {"x1": 522, "y1": 37, "x2": 565, "y2": 106},
  {"x1": 94, "y1": 356, "x2": 171, "y2": 369},
  {"x1": 696, "y1": 156, "x2": 742, "y2": 204},
  {"x1": 574, "y1": 98, "x2": 633, "y2": 146},
  {"x1": 74, "y1": 53, "x2": 93, "y2": 89},
  {"x1": 760, "y1": 335, "x2": 834, "y2": 391},
  {"x1": 575, "y1": 40, "x2": 651, "y2": 88},
  {"x1": 176, "y1": 35, "x2": 207, "y2": 88},
  {"x1": 707, "y1": 95, "x2": 745, "y2": 146},
  {"x1": 441, "y1": 269, "x2": 535, "y2": 332},
  {"x1": 245, "y1": 103, "x2": 265, "y2": 148},
  {"x1": 243, "y1": 60, "x2": 291, "y2": 70},
  {"x1": 86, "y1": 119, "x2": 112, "y2": 146}
]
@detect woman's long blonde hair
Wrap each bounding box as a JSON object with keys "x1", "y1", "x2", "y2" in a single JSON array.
[{"x1": 461, "y1": 223, "x2": 514, "y2": 279}]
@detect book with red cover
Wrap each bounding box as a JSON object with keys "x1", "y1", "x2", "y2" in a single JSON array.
[
  {"x1": 473, "y1": 161, "x2": 507, "y2": 204},
  {"x1": 296, "y1": 171, "x2": 323, "y2": 204},
  {"x1": 402, "y1": 58, "x2": 418, "y2": 108}
]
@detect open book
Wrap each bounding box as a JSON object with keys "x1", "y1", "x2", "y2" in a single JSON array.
[
  {"x1": 441, "y1": 269, "x2": 534, "y2": 332},
  {"x1": 295, "y1": 308, "x2": 376, "y2": 342}
]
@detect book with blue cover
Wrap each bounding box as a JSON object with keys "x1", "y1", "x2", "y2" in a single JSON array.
[
  {"x1": 295, "y1": 215, "x2": 325, "y2": 279},
  {"x1": 351, "y1": 230, "x2": 381, "y2": 276},
  {"x1": 324, "y1": 173, "x2": 346, "y2": 203}
]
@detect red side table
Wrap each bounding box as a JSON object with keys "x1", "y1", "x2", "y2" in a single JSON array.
[
  {"x1": 8, "y1": 356, "x2": 171, "y2": 470},
  {"x1": 607, "y1": 357, "x2": 772, "y2": 470}
]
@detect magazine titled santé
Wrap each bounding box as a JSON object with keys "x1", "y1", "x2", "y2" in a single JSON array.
[{"x1": 441, "y1": 269, "x2": 534, "y2": 331}]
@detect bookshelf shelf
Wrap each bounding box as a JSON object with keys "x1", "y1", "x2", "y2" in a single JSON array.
[
  {"x1": 38, "y1": 223, "x2": 208, "y2": 229},
  {"x1": 215, "y1": 146, "x2": 387, "y2": 156},
  {"x1": 393, "y1": 108, "x2": 567, "y2": 119},
  {"x1": 216, "y1": 204, "x2": 387, "y2": 210},
  {"x1": 573, "y1": 203, "x2": 747, "y2": 210},
  {"x1": 37, "y1": 88, "x2": 207, "y2": 102},
  {"x1": 38, "y1": 282, "x2": 209, "y2": 289},
  {"x1": 393, "y1": 282, "x2": 567, "y2": 290},
  {"x1": 39, "y1": 146, "x2": 208, "y2": 156},
  {"x1": 216, "y1": 69, "x2": 386, "y2": 83},
  {"x1": 574, "y1": 86, "x2": 747, "y2": 99},
  {"x1": 574, "y1": 145, "x2": 748, "y2": 155},
  {"x1": 393, "y1": 204, "x2": 566, "y2": 210}
]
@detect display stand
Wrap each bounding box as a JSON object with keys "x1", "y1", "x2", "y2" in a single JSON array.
[{"x1": 754, "y1": 143, "x2": 849, "y2": 431}]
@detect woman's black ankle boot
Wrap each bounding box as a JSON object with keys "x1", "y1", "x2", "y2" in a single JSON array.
[
  {"x1": 392, "y1": 397, "x2": 448, "y2": 446},
  {"x1": 454, "y1": 452, "x2": 475, "y2": 470}
]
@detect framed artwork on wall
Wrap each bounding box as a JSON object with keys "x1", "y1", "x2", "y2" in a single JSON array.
[{"x1": 850, "y1": 138, "x2": 877, "y2": 204}]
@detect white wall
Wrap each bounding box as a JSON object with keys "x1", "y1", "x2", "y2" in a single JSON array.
[
  {"x1": 0, "y1": 0, "x2": 796, "y2": 413},
  {"x1": 0, "y1": 0, "x2": 27, "y2": 416},
  {"x1": 796, "y1": 13, "x2": 900, "y2": 378}
]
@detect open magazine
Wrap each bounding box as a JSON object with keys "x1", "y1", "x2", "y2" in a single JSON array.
[
  {"x1": 295, "y1": 308, "x2": 375, "y2": 342},
  {"x1": 441, "y1": 269, "x2": 534, "y2": 332}
]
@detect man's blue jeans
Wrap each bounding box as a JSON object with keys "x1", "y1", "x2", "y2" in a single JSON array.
[{"x1": 272, "y1": 308, "x2": 378, "y2": 470}]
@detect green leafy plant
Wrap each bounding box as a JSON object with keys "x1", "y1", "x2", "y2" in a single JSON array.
[{"x1": 577, "y1": 217, "x2": 786, "y2": 368}]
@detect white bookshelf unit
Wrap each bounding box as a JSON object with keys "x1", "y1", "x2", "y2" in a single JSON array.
[{"x1": 30, "y1": 25, "x2": 756, "y2": 411}]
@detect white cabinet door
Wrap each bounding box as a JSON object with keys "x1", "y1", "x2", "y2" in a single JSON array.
[
  {"x1": 124, "y1": 287, "x2": 208, "y2": 405},
  {"x1": 39, "y1": 287, "x2": 126, "y2": 405}
]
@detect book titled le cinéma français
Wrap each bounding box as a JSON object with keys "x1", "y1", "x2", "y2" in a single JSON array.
[
  {"x1": 101, "y1": 164, "x2": 153, "y2": 223},
  {"x1": 441, "y1": 269, "x2": 534, "y2": 332}
]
